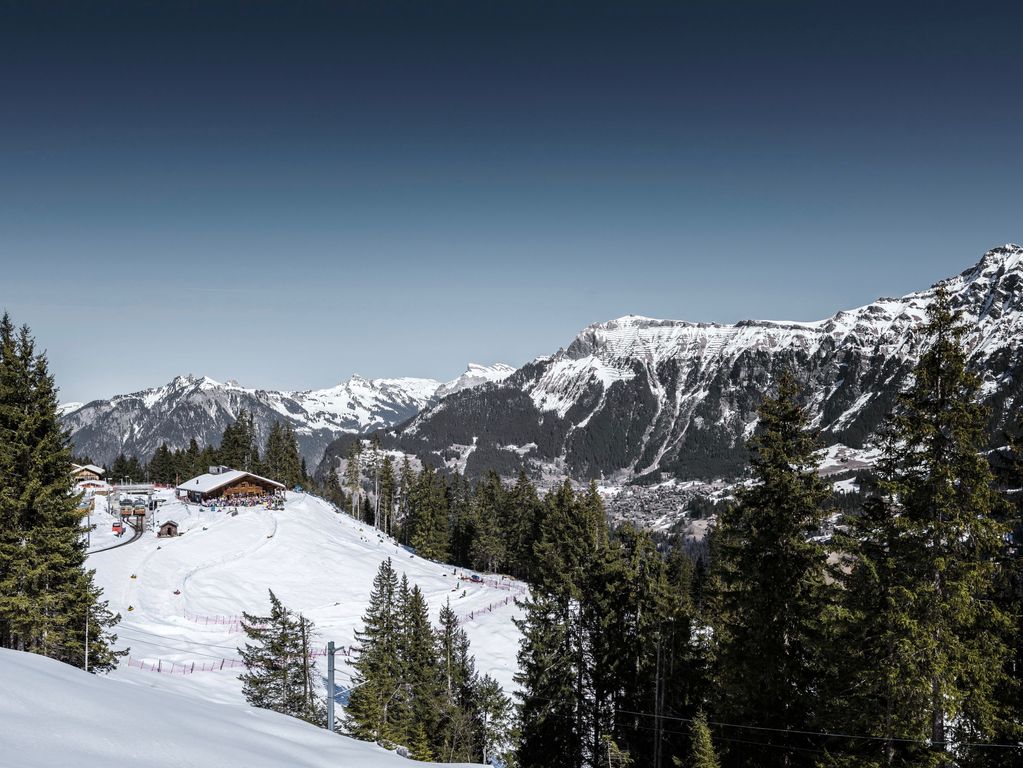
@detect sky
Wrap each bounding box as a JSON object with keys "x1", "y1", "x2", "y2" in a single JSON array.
[{"x1": 1, "y1": 1, "x2": 1021, "y2": 402}]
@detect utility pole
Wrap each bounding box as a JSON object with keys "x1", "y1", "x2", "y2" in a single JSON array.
[
  {"x1": 300, "y1": 616, "x2": 311, "y2": 715},
  {"x1": 327, "y1": 641, "x2": 335, "y2": 732}
]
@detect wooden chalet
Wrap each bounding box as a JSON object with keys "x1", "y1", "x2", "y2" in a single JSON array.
[
  {"x1": 71, "y1": 463, "x2": 105, "y2": 482},
  {"x1": 175, "y1": 466, "x2": 285, "y2": 504}
]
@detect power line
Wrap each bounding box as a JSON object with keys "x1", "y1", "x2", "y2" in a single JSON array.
[{"x1": 615, "y1": 708, "x2": 1023, "y2": 751}]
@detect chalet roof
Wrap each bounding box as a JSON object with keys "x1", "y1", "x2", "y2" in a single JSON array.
[
  {"x1": 175, "y1": 469, "x2": 284, "y2": 495},
  {"x1": 72, "y1": 464, "x2": 105, "y2": 476},
  {"x1": 161, "y1": 520, "x2": 178, "y2": 527}
]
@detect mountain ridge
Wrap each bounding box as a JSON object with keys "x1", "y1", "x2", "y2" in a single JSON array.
[
  {"x1": 61, "y1": 364, "x2": 514, "y2": 467},
  {"x1": 318, "y1": 244, "x2": 1023, "y2": 486}
]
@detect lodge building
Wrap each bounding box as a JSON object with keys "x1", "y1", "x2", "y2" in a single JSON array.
[
  {"x1": 175, "y1": 466, "x2": 285, "y2": 504},
  {"x1": 71, "y1": 463, "x2": 105, "y2": 482}
]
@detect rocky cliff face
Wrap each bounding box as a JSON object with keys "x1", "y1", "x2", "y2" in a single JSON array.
[{"x1": 326, "y1": 245, "x2": 1023, "y2": 484}]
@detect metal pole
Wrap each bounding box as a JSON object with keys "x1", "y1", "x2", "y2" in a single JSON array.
[{"x1": 327, "y1": 641, "x2": 335, "y2": 732}]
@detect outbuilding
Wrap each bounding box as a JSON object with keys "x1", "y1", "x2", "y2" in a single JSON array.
[
  {"x1": 158, "y1": 520, "x2": 179, "y2": 538},
  {"x1": 175, "y1": 466, "x2": 285, "y2": 504}
]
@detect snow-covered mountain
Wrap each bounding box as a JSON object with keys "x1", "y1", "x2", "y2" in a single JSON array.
[
  {"x1": 326, "y1": 245, "x2": 1023, "y2": 485},
  {"x1": 61, "y1": 364, "x2": 514, "y2": 467}
]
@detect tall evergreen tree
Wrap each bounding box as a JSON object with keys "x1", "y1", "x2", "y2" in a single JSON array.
[
  {"x1": 396, "y1": 583, "x2": 445, "y2": 754},
  {"x1": 346, "y1": 558, "x2": 403, "y2": 743},
  {"x1": 515, "y1": 587, "x2": 583, "y2": 768},
  {"x1": 218, "y1": 409, "x2": 260, "y2": 471},
  {"x1": 0, "y1": 315, "x2": 122, "y2": 671},
  {"x1": 378, "y1": 454, "x2": 397, "y2": 536},
  {"x1": 344, "y1": 440, "x2": 363, "y2": 520},
  {"x1": 710, "y1": 372, "x2": 833, "y2": 767},
  {"x1": 468, "y1": 472, "x2": 506, "y2": 573},
  {"x1": 397, "y1": 455, "x2": 416, "y2": 544},
  {"x1": 832, "y1": 288, "x2": 1013, "y2": 767},
  {"x1": 409, "y1": 465, "x2": 450, "y2": 562},
  {"x1": 681, "y1": 712, "x2": 720, "y2": 768},
  {"x1": 262, "y1": 422, "x2": 303, "y2": 489},
  {"x1": 238, "y1": 589, "x2": 322, "y2": 725},
  {"x1": 473, "y1": 673, "x2": 513, "y2": 766},
  {"x1": 505, "y1": 469, "x2": 542, "y2": 580}
]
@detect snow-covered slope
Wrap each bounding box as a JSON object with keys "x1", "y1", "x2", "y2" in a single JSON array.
[
  {"x1": 88, "y1": 491, "x2": 524, "y2": 704},
  {"x1": 62, "y1": 365, "x2": 513, "y2": 467},
  {"x1": 0, "y1": 647, "x2": 479, "y2": 768},
  {"x1": 347, "y1": 245, "x2": 1023, "y2": 485}
]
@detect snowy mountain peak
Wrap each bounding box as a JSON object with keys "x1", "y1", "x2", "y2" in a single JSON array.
[
  {"x1": 62, "y1": 361, "x2": 520, "y2": 468},
  {"x1": 967, "y1": 243, "x2": 1023, "y2": 274},
  {"x1": 436, "y1": 363, "x2": 516, "y2": 398}
]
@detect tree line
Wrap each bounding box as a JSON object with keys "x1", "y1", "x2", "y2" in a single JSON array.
[
  {"x1": 345, "y1": 558, "x2": 512, "y2": 763},
  {"x1": 104, "y1": 412, "x2": 309, "y2": 490},
  {"x1": 237, "y1": 560, "x2": 512, "y2": 764}
]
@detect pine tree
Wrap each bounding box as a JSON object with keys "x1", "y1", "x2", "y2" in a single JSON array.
[
  {"x1": 408, "y1": 722, "x2": 434, "y2": 762},
  {"x1": 397, "y1": 455, "x2": 416, "y2": 544},
  {"x1": 710, "y1": 371, "x2": 833, "y2": 766},
  {"x1": 0, "y1": 315, "x2": 122, "y2": 670},
  {"x1": 369, "y1": 434, "x2": 381, "y2": 530},
  {"x1": 515, "y1": 588, "x2": 583, "y2": 768},
  {"x1": 832, "y1": 288, "x2": 1012, "y2": 766},
  {"x1": 344, "y1": 440, "x2": 363, "y2": 520},
  {"x1": 378, "y1": 454, "x2": 397, "y2": 537},
  {"x1": 346, "y1": 558, "x2": 403, "y2": 743},
  {"x1": 218, "y1": 410, "x2": 260, "y2": 471},
  {"x1": 469, "y1": 472, "x2": 506, "y2": 573},
  {"x1": 435, "y1": 599, "x2": 477, "y2": 760},
  {"x1": 682, "y1": 712, "x2": 720, "y2": 768},
  {"x1": 324, "y1": 459, "x2": 346, "y2": 508},
  {"x1": 505, "y1": 469, "x2": 541, "y2": 580},
  {"x1": 396, "y1": 583, "x2": 445, "y2": 752},
  {"x1": 473, "y1": 673, "x2": 513, "y2": 766},
  {"x1": 262, "y1": 422, "x2": 303, "y2": 489},
  {"x1": 448, "y1": 471, "x2": 475, "y2": 567},
  {"x1": 409, "y1": 465, "x2": 450, "y2": 562},
  {"x1": 238, "y1": 590, "x2": 321, "y2": 724}
]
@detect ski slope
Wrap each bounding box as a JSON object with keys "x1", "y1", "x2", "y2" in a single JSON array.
[
  {"x1": 88, "y1": 491, "x2": 525, "y2": 707},
  {"x1": 0, "y1": 648, "x2": 480, "y2": 768}
]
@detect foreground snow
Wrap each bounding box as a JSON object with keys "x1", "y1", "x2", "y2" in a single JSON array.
[
  {"x1": 0, "y1": 648, "x2": 479, "y2": 768},
  {"x1": 88, "y1": 491, "x2": 524, "y2": 705}
]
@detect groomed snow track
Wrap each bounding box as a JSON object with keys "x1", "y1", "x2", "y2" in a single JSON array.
[{"x1": 87, "y1": 521, "x2": 144, "y2": 555}]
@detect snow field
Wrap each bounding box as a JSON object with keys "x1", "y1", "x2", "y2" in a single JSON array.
[
  {"x1": 0, "y1": 648, "x2": 480, "y2": 768},
  {"x1": 88, "y1": 491, "x2": 525, "y2": 707}
]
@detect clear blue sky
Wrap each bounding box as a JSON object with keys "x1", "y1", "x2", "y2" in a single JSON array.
[{"x1": 1, "y1": 1, "x2": 1020, "y2": 402}]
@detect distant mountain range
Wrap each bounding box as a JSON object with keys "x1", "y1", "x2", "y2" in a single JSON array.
[
  {"x1": 60, "y1": 364, "x2": 514, "y2": 467},
  {"x1": 318, "y1": 244, "x2": 1023, "y2": 486},
  {"x1": 64, "y1": 246, "x2": 1023, "y2": 489}
]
